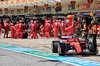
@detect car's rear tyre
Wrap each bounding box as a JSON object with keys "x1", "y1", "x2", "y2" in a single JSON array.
[
  {"x1": 91, "y1": 49, "x2": 98, "y2": 55},
  {"x1": 58, "y1": 43, "x2": 66, "y2": 56},
  {"x1": 51, "y1": 41, "x2": 60, "y2": 53},
  {"x1": 88, "y1": 42, "x2": 97, "y2": 52}
]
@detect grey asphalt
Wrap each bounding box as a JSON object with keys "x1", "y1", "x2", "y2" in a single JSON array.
[{"x1": 0, "y1": 48, "x2": 75, "y2": 66}]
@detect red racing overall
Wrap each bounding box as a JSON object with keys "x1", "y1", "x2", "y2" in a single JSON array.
[
  {"x1": 14, "y1": 22, "x2": 19, "y2": 37},
  {"x1": 39, "y1": 25, "x2": 45, "y2": 37},
  {"x1": 10, "y1": 23, "x2": 14, "y2": 39},
  {"x1": 44, "y1": 22, "x2": 52, "y2": 38},
  {"x1": 31, "y1": 24, "x2": 37, "y2": 39},
  {"x1": 29, "y1": 21, "x2": 34, "y2": 36},
  {"x1": 34, "y1": 21, "x2": 38, "y2": 38},
  {"x1": 4, "y1": 20, "x2": 9, "y2": 38},
  {"x1": 60, "y1": 21, "x2": 65, "y2": 36},
  {"x1": 53, "y1": 20, "x2": 60, "y2": 39},
  {"x1": 0, "y1": 22, "x2": 2, "y2": 37},
  {"x1": 17, "y1": 21, "x2": 25, "y2": 39}
]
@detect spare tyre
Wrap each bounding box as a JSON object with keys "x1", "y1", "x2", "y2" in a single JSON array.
[{"x1": 23, "y1": 31, "x2": 28, "y2": 39}]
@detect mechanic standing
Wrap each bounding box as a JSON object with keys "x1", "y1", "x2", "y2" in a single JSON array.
[
  {"x1": 81, "y1": 19, "x2": 88, "y2": 40},
  {"x1": 59, "y1": 19, "x2": 61, "y2": 23},
  {"x1": 44, "y1": 20, "x2": 49, "y2": 38},
  {"x1": 4, "y1": 20, "x2": 9, "y2": 38},
  {"x1": 91, "y1": 20, "x2": 97, "y2": 43},
  {"x1": 34, "y1": 20, "x2": 39, "y2": 38},
  {"x1": 10, "y1": 23, "x2": 14, "y2": 39},
  {"x1": 28, "y1": 20, "x2": 34, "y2": 36},
  {"x1": 15, "y1": 22, "x2": 19, "y2": 28},
  {"x1": 30, "y1": 21, "x2": 37, "y2": 39},
  {"x1": 39, "y1": 25, "x2": 45, "y2": 37},
  {"x1": 48, "y1": 20, "x2": 52, "y2": 35},
  {"x1": 90, "y1": 20, "x2": 98, "y2": 52},
  {"x1": 17, "y1": 20, "x2": 25, "y2": 39},
  {"x1": 0, "y1": 21, "x2": 2, "y2": 37},
  {"x1": 60, "y1": 21, "x2": 65, "y2": 36},
  {"x1": 53, "y1": 20, "x2": 60, "y2": 39},
  {"x1": 14, "y1": 22, "x2": 19, "y2": 37},
  {"x1": 44, "y1": 20, "x2": 52, "y2": 38},
  {"x1": 53, "y1": 20, "x2": 56, "y2": 23}
]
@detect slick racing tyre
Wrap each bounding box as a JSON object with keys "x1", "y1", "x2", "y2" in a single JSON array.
[
  {"x1": 88, "y1": 42, "x2": 96, "y2": 52},
  {"x1": 58, "y1": 43, "x2": 66, "y2": 56},
  {"x1": 23, "y1": 32, "x2": 28, "y2": 39},
  {"x1": 91, "y1": 49, "x2": 98, "y2": 55},
  {"x1": 51, "y1": 41, "x2": 60, "y2": 53}
]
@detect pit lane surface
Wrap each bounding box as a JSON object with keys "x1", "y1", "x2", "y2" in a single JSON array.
[
  {"x1": 0, "y1": 43, "x2": 100, "y2": 66},
  {"x1": 0, "y1": 37, "x2": 100, "y2": 62},
  {"x1": 0, "y1": 48, "x2": 74, "y2": 66}
]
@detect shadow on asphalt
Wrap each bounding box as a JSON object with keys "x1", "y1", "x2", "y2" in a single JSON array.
[
  {"x1": 64, "y1": 54, "x2": 100, "y2": 57},
  {"x1": 38, "y1": 60, "x2": 61, "y2": 62}
]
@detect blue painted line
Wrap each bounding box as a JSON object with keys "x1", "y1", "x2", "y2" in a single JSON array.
[
  {"x1": 49, "y1": 57, "x2": 100, "y2": 66},
  {"x1": 0, "y1": 43, "x2": 100, "y2": 66},
  {"x1": 4, "y1": 47, "x2": 37, "y2": 52}
]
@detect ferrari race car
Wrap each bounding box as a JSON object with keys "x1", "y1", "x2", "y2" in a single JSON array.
[{"x1": 51, "y1": 36, "x2": 98, "y2": 56}]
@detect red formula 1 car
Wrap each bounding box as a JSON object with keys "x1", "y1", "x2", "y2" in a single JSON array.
[{"x1": 51, "y1": 36, "x2": 98, "y2": 56}]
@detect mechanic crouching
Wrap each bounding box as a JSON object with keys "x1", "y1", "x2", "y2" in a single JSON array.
[{"x1": 81, "y1": 19, "x2": 88, "y2": 40}]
